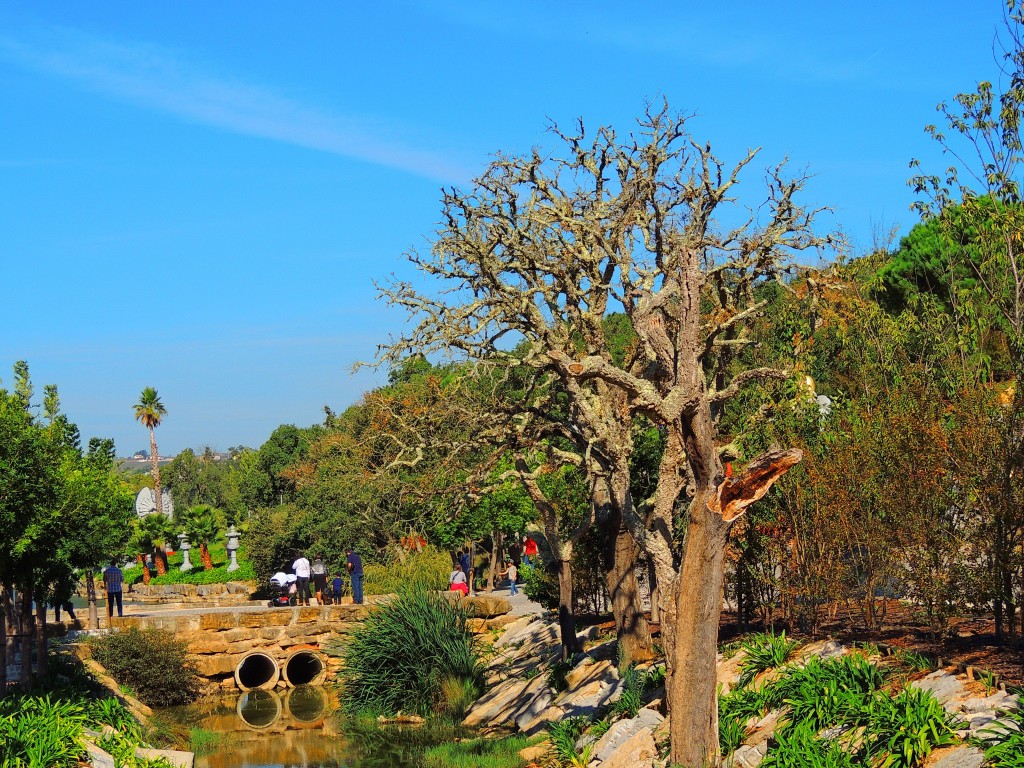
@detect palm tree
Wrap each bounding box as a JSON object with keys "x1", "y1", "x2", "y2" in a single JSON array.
[
  {"x1": 139, "y1": 513, "x2": 174, "y2": 576},
  {"x1": 133, "y1": 387, "x2": 167, "y2": 517},
  {"x1": 181, "y1": 504, "x2": 223, "y2": 570}
]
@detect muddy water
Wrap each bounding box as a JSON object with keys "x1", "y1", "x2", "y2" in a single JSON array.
[{"x1": 162, "y1": 688, "x2": 463, "y2": 768}]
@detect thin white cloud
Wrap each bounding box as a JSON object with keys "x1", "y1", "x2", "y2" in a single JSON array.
[{"x1": 0, "y1": 26, "x2": 470, "y2": 182}]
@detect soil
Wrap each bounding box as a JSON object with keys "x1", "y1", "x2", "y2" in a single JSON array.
[{"x1": 720, "y1": 599, "x2": 1024, "y2": 689}]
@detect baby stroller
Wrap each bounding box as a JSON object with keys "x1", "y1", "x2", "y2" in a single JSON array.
[{"x1": 267, "y1": 571, "x2": 297, "y2": 607}]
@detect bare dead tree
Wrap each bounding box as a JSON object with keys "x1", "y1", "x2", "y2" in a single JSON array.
[{"x1": 376, "y1": 104, "x2": 828, "y2": 765}]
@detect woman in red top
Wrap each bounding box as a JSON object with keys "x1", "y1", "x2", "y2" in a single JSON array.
[{"x1": 523, "y1": 536, "x2": 539, "y2": 566}]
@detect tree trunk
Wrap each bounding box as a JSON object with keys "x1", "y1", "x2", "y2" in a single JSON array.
[
  {"x1": 154, "y1": 548, "x2": 168, "y2": 576},
  {"x1": 0, "y1": 585, "x2": 7, "y2": 694},
  {"x1": 35, "y1": 599, "x2": 47, "y2": 678},
  {"x1": 19, "y1": 584, "x2": 33, "y2": 685},
  {"x1": 137, "y1": 554, "x2": 151, "y2": 585},
  {"x1": 486, "y1": 529, "x2": 502, "y2": 593},
  {"x1": 669, "y1": 510, "x2": 730, "y2": 768},
  {"x1": 86, "y1": 570, "x2": 98, "y2": 630},
  {"x1": 150, "y1": 426, "x2": 163, "y2": 518},
  {"x1": 201, "y1": 543, "x2": 213, "y2": 570},
  {"x1": 647, "y1": 560, "x2": 660, "y2": 626},
  {"x1": 603, "y1": 513, "x2": 655, "y2": 666},
  {"x1": 557, "y1": 558, "x2": 581, "y2": 661},
  {"x1": 2, "y1": 586, "x2": 15, "y2": 689}
]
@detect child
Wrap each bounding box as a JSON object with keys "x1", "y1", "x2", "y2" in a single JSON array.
[
  {"x1": 501, "y1": 559, "x2": 519, "y2": 596},
  {"x1": 331, "y1": 571, "x2": 344, "y2": 605}
]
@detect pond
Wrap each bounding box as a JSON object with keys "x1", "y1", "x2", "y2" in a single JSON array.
[{"x1": 160, "y1": 687, "x2": 470, "y2": 768}]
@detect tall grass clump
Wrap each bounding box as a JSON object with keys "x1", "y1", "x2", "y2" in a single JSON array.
[
  {"x1": 363, "y1": 546, "x2": 451, "y2": 595},
  {"x1": 89, "y1": 627, "x2": 201, "y2": 707},
  {"x1": 983, "y1": 708, "x2": 1024, "y2": 767},
  {"x1": 335, "y1": 584, "x2": 483, "y2": 717},
  {"x1": 423, "y1": 735, "x2": 535, "y2": 768},
  {"x1": 737, "y1": 630, "x2": 799, "y2": 688}
]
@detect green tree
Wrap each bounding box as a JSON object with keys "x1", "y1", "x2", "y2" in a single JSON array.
[
  {"x1": 133, "y1": 388, "x2": 167, "y2": 518},
  {"x1": 179, "y1": 504, "x2": 223, "y2": 570}
]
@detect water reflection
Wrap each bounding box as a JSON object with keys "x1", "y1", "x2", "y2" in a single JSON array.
[{"x1": 163, "y1": 688, "x2": 463, "y2": 768}]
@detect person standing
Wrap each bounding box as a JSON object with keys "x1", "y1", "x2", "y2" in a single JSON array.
[
  {"x1": 523, "y1": 536, "x2": 538, "y2": 566},
  {"x1": 501, "y1": 559, "x2": 519, "y2": 596},
  {"x1": 102, "y1": 559, "x2": 124, "y2": 619},
  {"x1": 346, "y1": 547, "x2": 364, "y2": 604},
  {"x1": 293, "y1": 552, "x2": 312, "y2": 606},
  {"x1": 311, "y1": 554, "x2": 328, "y2": 604}
]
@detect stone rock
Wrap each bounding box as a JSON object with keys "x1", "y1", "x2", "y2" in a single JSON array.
[
  {"x1": 221, "y1": 628, "x2": 259, "y2": 643},
  {"x1": 225, "y1": 581, "x2": 253, "y2": 594},
  {"x1": 911, "y1": 671, "x2": 967, "y2": 705},
  {"x1": 199, "y1": 613, "x2": 238, "y2": 631},
  {"x1": 717, "y1": 651, "x2": 747, "y2": 695},
  {"x1": 186, "y1": 637, "x2": 230, "y2": 655},
  {"x1": 729, "y1": 742, "x2": 769, "y2": 768},
  {"x1": 493, "y1": 616, "x2": 535, "y2": 647},
  {"x1": 591, "y1": 708, "x2": 664, "y2": 764},
  {"x1": 744, "y1": 708, "x2": 785, "y2": 748},
  {"x1": 923, "y1": 745, "x2": 986, "y2": 768},
  {"x1": 596, "y1": 723, "x2": 658, "y2": 768},
  {"x1": 84, "y1": 741, "x2": 116, "y2": 768},
  {"x1": 518, "y1": 740, "x2": 549, "y2": 762},
  {"x1": 464, "y1": 674, "x2": 551, "y2": 730},
  {"x1": 192, "y1": 653, "x2": 242, "y2": 677},
  {"x1": 553, "y1": 659, "x2": 620, "y2": 717},
  {"x1": 134, "y1": 748, "x2": 195, "y2": 768},
  {"x1": 461, "y1": 595, "x2": 512, "y2": 618}
]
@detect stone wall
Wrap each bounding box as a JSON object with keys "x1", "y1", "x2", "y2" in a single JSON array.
[{"x1": 126, "y1": 581, "x2": 256, "y2": 604}]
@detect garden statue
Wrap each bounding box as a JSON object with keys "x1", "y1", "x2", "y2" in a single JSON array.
[
  {"x1": 178, "y1": 531, "x2": 192, "y2": 572},
  {"x1": 226, "y1": 526, "x2": 240, "y2": 572}
]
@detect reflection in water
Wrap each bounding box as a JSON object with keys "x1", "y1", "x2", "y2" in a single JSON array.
[
  {"x1": 236, "y1": 689, "x2": 283, "y2": 729},
  {"x1": 163, "y1": 689, "x2": 465, "y2": 768}
]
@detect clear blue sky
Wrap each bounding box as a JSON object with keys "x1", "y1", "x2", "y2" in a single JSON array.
[{"x1": 0, "y1": 2, "x2": 1007, "y2": 455}]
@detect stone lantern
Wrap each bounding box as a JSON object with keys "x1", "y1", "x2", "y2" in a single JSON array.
[
  {"x1": 178, "y1": 532, "x2": 193, "y2": 572},
  {"x1": 226, "y1": 526, "x2": 240, "y2": 572}
]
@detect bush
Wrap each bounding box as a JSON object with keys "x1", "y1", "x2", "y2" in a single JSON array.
[
  {"x1": 363, "y1": 547, "x2": 451, "y2": 595},
  {"x1": 333, "y1": 584, "x2": 483, "y2": 716},
  {"x1": 89, "y1": 628, "x2": 201, "y2": 707}
]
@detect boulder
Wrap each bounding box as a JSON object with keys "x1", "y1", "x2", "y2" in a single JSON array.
[
  {"x1": 924, "y1": 745, "x2": 986, "y2": 768},
  {"x1": 729, "y1": 742, "x2": 769, "y2": 768},
  {"x1": 461, "y1": 595, "x2": 512, "y2": 618},
  {"x1": 911, "y1": 671, "x2": 968, "y2": 705},
  {"x1": 596, "y1": 724, "x2": 658, "y2": 768},
  {"x1": 84, "y1": 741, "x2": 116, "y2": 768},
  {"x1": 591, "y1": 708, "x2": 664, "y2": 764}
]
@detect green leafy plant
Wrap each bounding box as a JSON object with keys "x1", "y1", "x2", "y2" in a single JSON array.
[
  {"x1": 893, "y1": 650, "x2": 935, "y2": 673},
  {"x1": 982, "y1": 708, "x2": 1024, "y2": 767},
  {"x1": 978, "y1": 669, "x2": 999, "y2": 695},
  {"x1": 737, "y1": 630, "x2": 799, "y2": 688},
  {"x1": 866, "y1": 685, "x2": 958, "y2": 768},
  {"x1": 761, "y1": 721, "x2": 858, "y2": 768},
  {"x1": 333, "y1": 584, "x2": 483, "y2": 716},
  {"x1": 546, "y1": 659, "x2": 572, "y2": 693},
  {"x1": 423, "y1": 734, "x2": 538, "y2": 768},
  {"x1": 88, "y1": 627, "x2": 201, "y2": 707},
  {"x1": 363, "y1": 547, "x2": 451, "y2": 594},
  {"x1": 548, "y1": 716, "x2": 592, "y2": 764}
]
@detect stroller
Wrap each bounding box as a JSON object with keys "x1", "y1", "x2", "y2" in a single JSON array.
[{"x1": 267, "y1": 571, "x2": 297, "y2": 607}]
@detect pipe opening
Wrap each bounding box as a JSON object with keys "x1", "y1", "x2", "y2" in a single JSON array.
[
  {"x1": 283, "y1": 651, "x2": 325, "y2": 686},
  {"x1": 234, "y1": 651, "x2": 280, "y2": 691}
]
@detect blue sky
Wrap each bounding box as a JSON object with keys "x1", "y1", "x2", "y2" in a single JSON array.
[{"x1": 0, "y1": 2, "x2": 1007, "y2": 455}]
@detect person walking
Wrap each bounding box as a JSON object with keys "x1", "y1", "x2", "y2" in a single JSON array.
[
  {"x1": 523, "y1": 536, "x2": 538, "y2": 566},
  {"x1": 346, "y1": 547, "x2": 364, "y2": 604},
  {"x1": 500, "y1": 559, "x2": 519, "y2": 596},
  {"x1": 102, "y1": 559, "x2": 124, "y2": 619},
  {"x1": 311, "y1": 554, "x2": 328, "y2": 604},
  {"x1": 293, "y1": 552, "x2": 312, "y2": 606}
]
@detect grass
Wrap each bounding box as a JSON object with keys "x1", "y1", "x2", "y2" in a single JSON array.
[
  {"x1": 548, "y1": 716, "x2": 592, "y2": 764},
  {"x1": 982, "y1": 708, "x2": 1024, "y2": 767},
  {"x1": 332, "y1": 583, "x2": 484, "y2": 716},
  {"x1": 737, "y1": 630, "x2": 799, "y2": 688},
  {"x1": 422, "y1": 735, "x2": 537, "y2": 768},
  {"x1": 0, "y1": 652, "x2": 175, "y2": 768},
  {"x1": 124, "y1": 542, "x2": 255, "y2": 586}
]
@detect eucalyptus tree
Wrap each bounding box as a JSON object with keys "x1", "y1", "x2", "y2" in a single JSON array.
[
  {"x1": 376, "y1": 105, "x2": 828, "y2": 765},
  {"x1": 133, "y1": 387, "x2": 167, "y2": 517}
]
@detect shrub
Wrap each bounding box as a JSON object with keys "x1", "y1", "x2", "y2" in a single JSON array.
[
  {"x1": 519, "y1": 563, "x2": 558, "y2": 609},
  {"x1": 89, "y1": 627, "x2": 201, "y2": 707},
  {"x1": 334, "y1": 584, "x2": 483, "y2": 716},
  {"x1": 864, "y1": 685, "x2": 958, "y2": 768},
  {"x1": 548, "y1": 716, "x2": 592, "y2": 763},
  {"x1": 363, "y1": 547, "x2": 451, "y2": 595},
  {"x1": 983, "y1": 707, "x2": 1024, "y2": 767},
  {"x1": 423, "y1": 735, "x2": 536, "y2": 768},
  {"x1": 737, "y1": 630, "x2": 798, "y2": 688}
]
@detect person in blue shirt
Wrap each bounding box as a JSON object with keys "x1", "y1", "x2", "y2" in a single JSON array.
[
  {"x1": 346, "y1": 548, "x2": 364, "y2": 604},
  {"x1": 331, "y1": 571, "x2": 344, "y2": 605}
]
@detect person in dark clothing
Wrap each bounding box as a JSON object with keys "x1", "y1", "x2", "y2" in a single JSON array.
[
  {"x1": 459, "y1": 547, "x2": 471, "y2": 576},
  {"x1": 311, "y1": 554, "x2": 328, "y2": 604},
  {"x1": 331, "y1": 571, "x2": 344, "y2": 605},
  {"x1": 346, "y1": 548, "x2": 364, "y2": 604},
  {"x1": 102, "y1": 559, "x2": 123, "y2": 619}
]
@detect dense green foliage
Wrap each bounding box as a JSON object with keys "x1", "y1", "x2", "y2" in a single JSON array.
[
  {"x1": 88, "y1": 628, "x2": 201, "y2": 707},
  {"x1": 333, "y1": 585, "x2": 483, "y2": 717},
  {"x1": 422, "y1": 735, "x2": 532, "y2": 768}
]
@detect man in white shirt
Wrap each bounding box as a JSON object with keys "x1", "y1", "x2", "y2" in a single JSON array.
[{"x1": 293, "y1": 553, "x2": 312, "y2": 606}]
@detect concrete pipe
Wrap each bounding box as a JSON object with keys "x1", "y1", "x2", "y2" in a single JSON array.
[
  {"x1": 284, "y1": 684, "x2": 329, "y2": 724},
  {"x1": 234, "y1": 651, "x2": 281, "y2": 691},
  {"x1": 235, "y1": 688, "x2": 282, "y2": 729},
  {"x1": 281, "y1": 649, "x2": 327, "y2": 687}
]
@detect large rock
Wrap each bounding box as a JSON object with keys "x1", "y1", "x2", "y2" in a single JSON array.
[
  {"x1": 460, "y1": 595, "x2": 512, "y2": 618},
  {"x1": 924, "y1": 745, "x2": 986, "y2": 768},
  {"x1": 596, "y1": 723, "x2": 659, "y2": 768},
  {"x1": 591, "y1": 708, "x2": 664, "y2": 764},
  {"x1": 84, "y1": 742, "x2": 116, "y2": 768},
  {"x1": 462, "y1": 674, "x2": 550, "y2": 729},
  {"x1": 911, "y1": 671, "x2": 968, "y2": 705}
]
